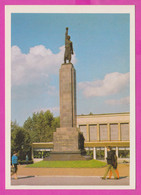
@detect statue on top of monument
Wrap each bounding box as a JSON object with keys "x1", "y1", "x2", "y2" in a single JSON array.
[{"x1": 64, "y1": 27, "x2": 74, "y2": 64}]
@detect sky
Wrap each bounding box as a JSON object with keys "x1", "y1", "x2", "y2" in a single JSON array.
[{"x1": 11, "y1": 13, "x2": 130, "y2": 125}]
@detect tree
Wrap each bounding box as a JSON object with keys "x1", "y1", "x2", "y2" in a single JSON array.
[
  {"x1": 11, "y1": 110, "x2": 60, "y2": 160},
  {"x1": 23, "y1": 110, "x2": 60, "y2": 143},
  {"x1": 11, "y1": 121, "x2": 31, "y2": 160}
]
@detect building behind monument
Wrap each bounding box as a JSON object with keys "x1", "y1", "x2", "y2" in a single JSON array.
[{"x1": 32, "y1": 112, "x2": 130, "y2": 162}]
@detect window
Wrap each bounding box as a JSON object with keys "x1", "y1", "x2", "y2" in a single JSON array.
[
  {"x1": 90, "y1": 125, "x2": 97, "y2": 141},
  {"x1": 79, "y1": 125, "x2": 87, "y2": 140},
  {"x1": 118, "y1": 147, "x2": 130, "y2": 158},
  {"x1": 121, "y1": 123, "x2": 129, "y2": 141},
  {"x1": 110, "y1": 124, "x2": 118, "y2": 141},
  {"x1": 99, "y1": 124, "x2": 108, "y2": 141},
  {"x1": 96, "y1": 147, "x2": 105, "y2": 160}
]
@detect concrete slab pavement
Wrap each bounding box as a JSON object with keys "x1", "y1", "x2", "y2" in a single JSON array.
[{"x1": 11, "y1": 175, "x2": 129, "y2": 186}]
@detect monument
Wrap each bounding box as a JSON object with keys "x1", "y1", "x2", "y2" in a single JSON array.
[{"x1": 45, "y1": 28, "x2": 85, "y2": 160}]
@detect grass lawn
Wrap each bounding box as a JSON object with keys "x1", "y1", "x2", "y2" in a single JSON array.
[{"x1": 27, "y1": 160, "x2": 106, "y2": 168}]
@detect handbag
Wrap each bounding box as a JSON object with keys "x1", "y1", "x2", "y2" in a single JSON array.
[{"x1": 11, "y1": 166, "x2": 15, "y2": 173}]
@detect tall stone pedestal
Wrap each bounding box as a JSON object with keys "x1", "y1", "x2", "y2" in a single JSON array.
[
  {"x1": 44, "y1": 63, "x2": 85, "y2": 161},
  {"x1": 60, "y1": 63, "x2": 76, "y2": 128},
  {"x1": 53, "y1": 64, "x2": 79, "y2": 153}
]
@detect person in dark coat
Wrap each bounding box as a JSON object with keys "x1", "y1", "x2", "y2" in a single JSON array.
[
  {"x1": 102, "y1": 146, "x2": 118, "y2": 179},
  {"x1": 108, "y1": 152, "x2": 119, "y2": 179}
]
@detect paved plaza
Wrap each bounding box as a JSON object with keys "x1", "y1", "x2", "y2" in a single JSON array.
[
  {"x1": 11, "y1": 175, "x2": 129, "y2": 186},
  {"x1": 11, "y1": 164, "x2": 129, "y2": 186}
]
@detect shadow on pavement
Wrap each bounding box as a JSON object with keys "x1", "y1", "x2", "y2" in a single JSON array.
[
  {"x1": 15, "y1": 176, "x2": 35, "y2": 180},
  {"x1": 118, "y1": 176, "x2": 128, "y2": 180},
  {"x1": 107, "y1": 176, "x2": 128, "y2": 180}
]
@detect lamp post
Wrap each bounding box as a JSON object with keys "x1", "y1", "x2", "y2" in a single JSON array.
[{"x1": 21, "y1": 145, "x2": 24, "y2": 161}]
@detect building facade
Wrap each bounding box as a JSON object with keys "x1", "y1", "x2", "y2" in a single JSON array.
[
  {"x1": 77, "y1": 112, "x2": 130, "y2": 160},
  {"x1": 32, "y1": 112, "x2": 130, "y2": 161}
]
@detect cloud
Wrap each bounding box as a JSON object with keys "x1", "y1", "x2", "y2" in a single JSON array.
[
  {"x1": 105, "y1": 96, "x2": 130, "y2": 105},
  {"x1": 11, "y1": 45, "x2": 76, "y2": 86},
  {"x1": 78, "y1": 72, "x2": 129, "y2": 97},
  {"x1": 34, "y1": 106, "x2": 60, "y2": 116}
]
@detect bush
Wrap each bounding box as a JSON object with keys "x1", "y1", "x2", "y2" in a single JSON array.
[
  {"x1": 33, "y1": 151, "x2": 50, "y2": 158},
  {"x1": 96, "y1": 150, "x2": 104, "y2": 160},
  {"x1": 86, "y1": 150, "x2": 93, "y2": 158},
  {"x1": 43, "y1": 151, "x2": 50, "y2": 158},
  {"x1": 18, "y1": 160, "x2": 33, "y2": 165},
  {"x1": 118, "y1": 150, "x2": 130, "y2": 158}
]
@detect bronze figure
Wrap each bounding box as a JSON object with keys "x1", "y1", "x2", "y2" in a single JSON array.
[{"x1": 64, "y1": 27, "x2": 73, "y2": 64}]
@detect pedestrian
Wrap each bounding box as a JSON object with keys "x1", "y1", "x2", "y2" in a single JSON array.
[
  {"x1": 102, "y1": 146, "x2": 118, "y2": 179},
  {"x1": 108, "y1": 152, "x2": 119, "y2": 179},
  {"x1": 26, "y1": 154, "x2": 29, "y2": 164},
  {"x1": 11, "y1": 151, "x2": 18, "y2": 179}
]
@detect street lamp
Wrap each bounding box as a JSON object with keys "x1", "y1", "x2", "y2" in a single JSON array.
[{"x1": 21, "y1": 145, "x2": 24, "y2": 161}]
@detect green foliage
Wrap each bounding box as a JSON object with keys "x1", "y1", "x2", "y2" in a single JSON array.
[
  {"x1": 33, "y1": 151, "x2": 43, "y2": 158},
  {"x1": 18, "y1": 160, "x2": 33, "y2": 165},
  {"x1": 11, "y1": 111, "x2": 60, "y2": 160},
  {"x1": 11, "y1": 111, "x2": 60, "y2": 161},
  {"x1": 96, "y1": 150, "x2": 105, "y2": 160},
  {"x1": 86, "y1": 150, "x2": 93, "y2": 158},
  {"x1": 23, "y1": 110, "x2": 60, "y2": 143},
  {"x1": 27, "y1": 159, "x2": 106, "y2": 168},
  {"x1": 11, "y1": 110, "x2": 60, "y2": 160},
  {"x1": 11, "y1": 121, "x2": 31, "y2": 160},
  {"x1": 33, "y1": 151, "x2": 50, "y2": 158},
  {"x1": 118, "y1": 150, "x2": 130, "y2": 158}
]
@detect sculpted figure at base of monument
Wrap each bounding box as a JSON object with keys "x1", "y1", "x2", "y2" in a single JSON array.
[{"x1": 64, "y1": 27, "x2": 74, "y2": 64}]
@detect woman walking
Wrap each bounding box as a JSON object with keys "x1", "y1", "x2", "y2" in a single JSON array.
[{"x1": 11, "y1": 151, "x2": 18, "y2": 179}]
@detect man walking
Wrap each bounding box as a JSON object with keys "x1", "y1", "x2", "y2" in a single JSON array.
[
  {"x1": 108, "y1": 152, "x2": 119, "y2": 179},
  {"x1": 102, "y1": 146, "x2": 118, "y2": 179}
]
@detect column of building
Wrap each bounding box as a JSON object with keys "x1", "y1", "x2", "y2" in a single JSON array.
[{"x1": 85, "y1": 122, "x2": 123, "y2": 160}]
